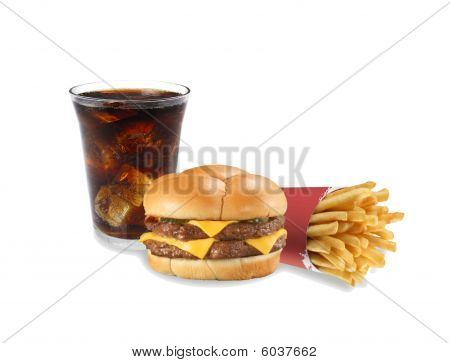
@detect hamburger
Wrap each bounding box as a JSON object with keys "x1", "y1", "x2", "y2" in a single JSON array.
[{"x1": 139, "y1": 165, "x2": 287, "y2": 280}]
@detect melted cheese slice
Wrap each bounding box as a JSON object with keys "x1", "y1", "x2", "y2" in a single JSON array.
[
  {"x1": 187, "y1": 220, "x2": 237, "y2": 237},
  {"x1": 245, "y1": 228, "x2": 287, "y2": 255},
  {"x1": 139, "y1": 232, "x2": 215, "y2": 259}
]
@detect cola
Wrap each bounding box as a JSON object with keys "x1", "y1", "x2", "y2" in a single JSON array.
[{"x1": 71, "y1": 83, "x2": 189, "y2": 239}]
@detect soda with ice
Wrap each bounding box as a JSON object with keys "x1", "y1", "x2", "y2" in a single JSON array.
[{"x1": 70, "y1": 82, "x2": 189, "y2": 239}]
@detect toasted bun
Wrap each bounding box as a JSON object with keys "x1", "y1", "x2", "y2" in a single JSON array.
[
  {"x1": 147, "y1": 249, "x2": 282, "y2": 280},
  {"x1": 143, "y1": 164, "x2": 287, "y2": 220}
]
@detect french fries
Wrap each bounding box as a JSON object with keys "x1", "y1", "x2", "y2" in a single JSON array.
[
  {"x1": 307, "y1": 239, "x2": 331, "y2": 254},
  {"x1": 315, "y1": 188, "x2": 371, "y2": 212},
  {"x1": 306, "y1": 182, "x2": 403, "y2": 286},
  {"x1": 309, "y1": 211, "x2": 348, "y2": 224},
  {"x1": 307, "y1": 221, "x2": 339, "y2": 237},
  {"x1": 315, "y1": 236, "x2": 345, "y2": 250}
]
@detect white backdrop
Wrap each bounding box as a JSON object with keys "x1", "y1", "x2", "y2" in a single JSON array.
[{"x1": 1, "y1": 0, "x2": 449, "y2": 361}]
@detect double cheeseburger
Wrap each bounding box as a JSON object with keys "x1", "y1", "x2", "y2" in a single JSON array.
[{"x1": 139, "y1": 165, "x2": 287, "y2": 280}]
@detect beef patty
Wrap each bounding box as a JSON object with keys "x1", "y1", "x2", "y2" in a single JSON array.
[
  {"x1": 143, "y1": 235, "x2": 286, "y2": 259},
  {"x1": 144, "y1": 216, "x2": 285, "y2": 241}
]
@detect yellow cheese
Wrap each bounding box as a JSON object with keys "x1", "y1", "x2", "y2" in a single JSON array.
[
  {"x1": 187, "y1": 220, "x2": 237, "y2": 237},
  {"x1": 245, "y1": 228, "x2": 287, "y2": 255},
  {"x1": 139, "y1": 232, "x2": 215, "y2": 259}
]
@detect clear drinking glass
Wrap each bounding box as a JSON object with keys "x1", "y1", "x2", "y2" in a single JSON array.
[{"x1": 70, "y1": 81, "x2": 189, "y2": 247}]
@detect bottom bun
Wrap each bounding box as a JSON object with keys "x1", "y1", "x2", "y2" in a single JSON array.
[{"x1": 147, "y1": 249, "x2": 282, "y2": 280}]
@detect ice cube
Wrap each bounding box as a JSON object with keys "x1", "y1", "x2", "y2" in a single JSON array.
[
  {"x1": 114, "y1": 164, "x2": 152, "y2": 186},
  {"x1": 84, "y1": 138, "x2": 125, "y2": 176},
  {"x1": 115, "y1": 120, "x2": 155, "y2": 153},
  {"x1": 95, "y1": 186, "x2": 132, "y2": 227},
  {"x1": 91, "y1": 108, "x2": 138, "y2": 124},
  {"x1": 94, "y1": 165, "x2": 152, "y2": 227}
]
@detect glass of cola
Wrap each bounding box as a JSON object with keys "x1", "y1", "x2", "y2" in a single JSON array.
[{"x1": 70, "y1": 81, "x2": 189, "y2": 247}]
